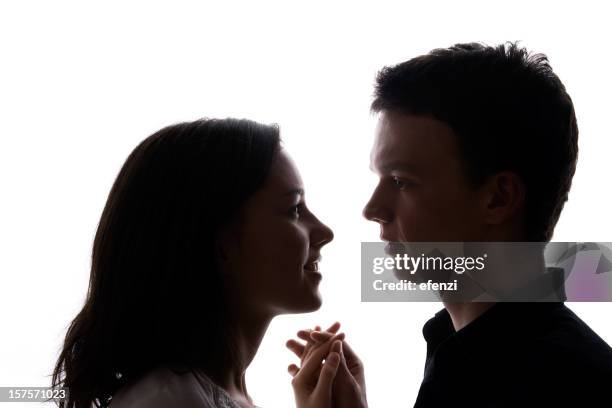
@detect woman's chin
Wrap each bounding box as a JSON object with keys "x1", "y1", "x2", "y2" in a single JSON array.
[
  {"x1": 305, "y1": 292, "x2": 323, "y2": 311},
  {"x1": 277, "y1": 292, "x2": 322, "y2": 314}
]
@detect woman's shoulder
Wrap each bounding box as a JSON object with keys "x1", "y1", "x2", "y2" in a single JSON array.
[{"x1": 109, "y1": 364, "x2": 241, "y2": 408}]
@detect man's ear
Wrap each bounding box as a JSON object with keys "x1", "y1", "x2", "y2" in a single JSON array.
[
  {"x1": 215, "y1": 223, "x2": 237, "y2": 266},
  {"x1": 482, "y1": 171, "x2": 526, "y2": 225},
  {"x1": 215, "y1": 237, "x2": 229, "y2": 262}
]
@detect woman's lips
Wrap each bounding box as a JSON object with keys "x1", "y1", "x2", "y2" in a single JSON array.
[{"x1": 303, "y1": 262, "x2": 319, "y2": 272}]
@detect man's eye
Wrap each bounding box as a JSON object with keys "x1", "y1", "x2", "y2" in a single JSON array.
[{"x1": 392, "y1": 176, "x2": 409, "y2": 190}]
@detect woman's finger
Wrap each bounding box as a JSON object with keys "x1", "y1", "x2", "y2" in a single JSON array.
[
  {"x1": 310, "y1": 330, "x2": 345, "y2": 343},
  {"x1": 288, "y1": 364, "x2": 299, "y2": 377},
  {"x1": 301, "y1": 336, "x2": 319, "y2": 364},
  {"x1": 297, "y1": 329, "x2": 316, "y2": 342},
  {"x1": 307, "y1": 333, "x2": 345, "y2": 358},
  {"x1": 325, "y1": 322, "x2": 341, "y2": 333},
  {"x1": 295, "y1": 334, "x2": 344, "y2": 381},
  {"x1": 340, "y1": 339, "x2": 358, "y2": 359},
  {"x1": 308, "y1": 322, "x2": 342, "y2": 343},
  {"x1": 297, "y1": 322, "x2": 340, "y2": 343},
  {"x1": 286, "y1": 339, "x2": 305, "y2": 357},
  {"x1": 340, "y1": 339, "x2": 363, "y2": 369},
  {"x1": 313, "y1": 342, "x2": 342, "y2": 399},
  {"x1": 310, "y1": 331, "x2": 333, "y2": 343},
  {"x1": 314, "y1": 351, "x2": 340, "y2": 401}
]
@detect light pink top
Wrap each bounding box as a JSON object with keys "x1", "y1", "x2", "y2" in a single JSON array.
[{"x1": 109, "y1": 364, "x2": 256, "y2": 408}]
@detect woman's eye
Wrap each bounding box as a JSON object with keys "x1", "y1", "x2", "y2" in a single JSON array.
[{"x1": 290, "y1": 204, "x2": 302, "y2": 218}]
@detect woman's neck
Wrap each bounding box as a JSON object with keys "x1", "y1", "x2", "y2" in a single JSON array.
[{"x1": 215, "y1": 310, "x2": 273, "y2": 407}]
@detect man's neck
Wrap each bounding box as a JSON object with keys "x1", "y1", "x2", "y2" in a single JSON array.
[{"x1": 443, "y1": 302, "x2": 496, "y2": 331}]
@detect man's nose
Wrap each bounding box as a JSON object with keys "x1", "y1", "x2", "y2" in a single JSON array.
[
  {"x1": 363, "y1": 204, "x2": 392, "y2": 224},
  {"x1": 363, "y1": 189, "x2": 392, "y2": 224}
]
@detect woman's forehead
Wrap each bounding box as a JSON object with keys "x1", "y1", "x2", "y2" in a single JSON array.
[{"x1": 265, "y1": 149, "x2": 304, "y2": 193}]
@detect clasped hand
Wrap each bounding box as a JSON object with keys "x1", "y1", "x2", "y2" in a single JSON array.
[{"x1": 286, "y1": 322, "x2": 368, "y2": 408}]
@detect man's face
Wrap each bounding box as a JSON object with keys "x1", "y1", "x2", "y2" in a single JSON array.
[{"x1": 363, "y1": 110, "x2": 487, "y2": 242}]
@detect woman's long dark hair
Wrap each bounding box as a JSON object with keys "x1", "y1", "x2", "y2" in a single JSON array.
[{"x1": 52, "y1": 118, "x2": 281, "y2": 407}]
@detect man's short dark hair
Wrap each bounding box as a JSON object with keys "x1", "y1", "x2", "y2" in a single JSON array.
[{"x1": 372, "y1": 41, "x2": 578, "y2": 242}]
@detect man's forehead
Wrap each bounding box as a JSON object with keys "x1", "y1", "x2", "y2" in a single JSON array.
[
  {"x1": 375, "y1": 111, "x2": 453, "y2": 141},
  {"x1": 370, "y1": 111, "x2": 458, "y2": 169},
  {"x1": 370, "y1": 113, "x2": 419, "y2": 169}
]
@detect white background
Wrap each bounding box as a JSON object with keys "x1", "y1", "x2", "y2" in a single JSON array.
[{"x1": 1, "y1": 1, "x2": 611, "y2": 407}]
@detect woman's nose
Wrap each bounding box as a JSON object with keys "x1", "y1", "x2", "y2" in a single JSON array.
[{"x1": 312, "y1": 220, "x2": 334, "y2": 248}]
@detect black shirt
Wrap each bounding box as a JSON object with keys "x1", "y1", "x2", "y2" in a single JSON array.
[{"x1": 414, "y1": 302, "x2": 612, "y2": 407}]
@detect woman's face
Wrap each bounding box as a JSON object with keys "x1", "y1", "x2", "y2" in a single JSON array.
[{"x1": 219, "y1": 148, "x2": 334, "y2": 316}]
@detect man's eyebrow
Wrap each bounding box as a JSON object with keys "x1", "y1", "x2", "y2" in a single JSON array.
[
  {"x1": 371, "y1": 161, "x2": 420, "y2": 174},
  {"x1": 283, "y1": 188, "x2": 304, "y2": 197}
]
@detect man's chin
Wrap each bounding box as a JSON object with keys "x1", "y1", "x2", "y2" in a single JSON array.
[{"x1": 392, "y1": 266, "x2": 453, "y2": 284}]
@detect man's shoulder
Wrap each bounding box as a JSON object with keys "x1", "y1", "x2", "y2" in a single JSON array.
[
  {"x1": 527, "y1": 304, "x2": 612, "y2": 374},
  {"x1": 534, "y1": 304, "x2": 611, "y2": 348},
  {"x1": 487, "y1": 304, "x2": 611, "y2": 404}
]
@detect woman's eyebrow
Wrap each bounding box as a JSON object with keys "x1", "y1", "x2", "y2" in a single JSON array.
[{"x1": 283, "y1": 187, "x2": 304, "y2": 197}]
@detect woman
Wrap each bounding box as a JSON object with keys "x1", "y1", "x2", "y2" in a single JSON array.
[{"x1": 51, "y1": 118, "x2": 343, "y2": 408}]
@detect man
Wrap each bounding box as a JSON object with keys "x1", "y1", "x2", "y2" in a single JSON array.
[{"x1": 288, "y1": 42, "x2": 612, "y2": 407}]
